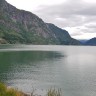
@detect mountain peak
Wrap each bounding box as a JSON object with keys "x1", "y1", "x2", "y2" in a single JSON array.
[{"x1": 0, "y1": 0, "x2": 81, "y2": 45}]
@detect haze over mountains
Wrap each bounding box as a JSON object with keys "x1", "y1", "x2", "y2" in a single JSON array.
[{"x1": 0, "y1": 0, "x2": 82, "y2": 45}]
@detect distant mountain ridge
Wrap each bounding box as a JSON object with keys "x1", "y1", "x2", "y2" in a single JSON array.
[
  {"x1": 0, "y1": 0, "x2": 81, "y2": 45},
  {"x1": 85, "y1": 38, "x2": 96, "y2": 45}
]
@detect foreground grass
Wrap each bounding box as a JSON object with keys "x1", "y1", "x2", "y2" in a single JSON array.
[
  {"x1": 0, "y1": 83, "x2": 29, "y2": 96},
  {"x1": 0, "y1": 83, "x2": 61, "y2": 96},
  {"x1": 47, "y1": 89, "x2": 61, "y2": 96}
]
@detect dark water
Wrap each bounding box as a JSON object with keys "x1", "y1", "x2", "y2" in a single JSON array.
[{"x1": 0, "y1": 45, "x2": 96, "y2": 96}]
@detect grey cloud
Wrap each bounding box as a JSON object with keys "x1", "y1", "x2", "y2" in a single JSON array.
[
  {"x1": 70, "y1": 31, "x2": 83, "y2": 36},
  {"x1": 36, "y1": 0, "x2": 96, "y2": 17},
  {"x1": 85, "y1": 23, "x2": 96, "y2": 28},
  {"x1": 81, "y1": 27, "x2": 96, "y2": 33},
  {"x1": 34, "y1": 0, "x2": 96, "y2": 35}
]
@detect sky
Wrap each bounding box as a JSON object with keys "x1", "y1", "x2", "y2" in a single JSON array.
[{"x1": 6, "y1": 0, "x2": 96, "y2": 40}]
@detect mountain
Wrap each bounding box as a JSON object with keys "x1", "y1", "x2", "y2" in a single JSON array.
[
  {"x1": 47, "y1": 23, "x2": 81, "y2": 45},
  {"x1": 78, "y1": 39, "x2": 87, "y2": 45},
  {"x1": 85, "y1": 38, "x2": 96, "y2": 45},
  {"x1": 0, "y1": 0, "x2": 81, "y2": 45}
]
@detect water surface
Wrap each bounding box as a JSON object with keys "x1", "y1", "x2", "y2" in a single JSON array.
[{"x1": 0, "y1": 45, "x2": 96, "y2": 96}]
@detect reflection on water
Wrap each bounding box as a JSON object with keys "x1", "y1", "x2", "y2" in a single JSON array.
[
  {"x1": 0, "y1": 45, "x2": 96, "y2": 96},
  {"x1": 0, "y1": 51, "x2": 63, "y2": 81}
]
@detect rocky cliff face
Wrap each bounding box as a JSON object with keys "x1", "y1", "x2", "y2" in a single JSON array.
[
  {"x1": 0, "y1": 0, "x2": 81, "y2": 45},
  {"x1": 47, "y1": 23, "x2": 81, "y2": 45}
]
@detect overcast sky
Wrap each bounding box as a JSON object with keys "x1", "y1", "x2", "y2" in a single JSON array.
[{"x1": 6, "y1": 0, "x2": 96, "y2": 40}]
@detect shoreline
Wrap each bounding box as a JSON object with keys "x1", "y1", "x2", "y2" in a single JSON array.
[{"x1": 0, "y1": 82, "x2": 61, "y2": 96}]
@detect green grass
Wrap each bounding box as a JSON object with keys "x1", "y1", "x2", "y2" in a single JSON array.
[
  {"x1": 0, "y1": 83, "x2": 62, "y2": 96},
  {"x1": 0, "y1": 83, "x2": 28, "y2": 96},
  {"x1": 47, "y1": 89, "x2": 61, "y2": 96}
]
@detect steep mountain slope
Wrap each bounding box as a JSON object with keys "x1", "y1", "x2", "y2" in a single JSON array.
[
  {"x1": 85, "y1": 38, "x2": 96, "y2": 45},
  {"x1": 0, "y1": 0, "x2": 81, "y2": 45},
  {"x1": 47, "y1": 23, "x2": 81, "y2": 45}
]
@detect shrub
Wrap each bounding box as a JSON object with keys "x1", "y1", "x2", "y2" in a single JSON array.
[{"x1": 47, "y1": 89, "x2": 61, "y2": 96}]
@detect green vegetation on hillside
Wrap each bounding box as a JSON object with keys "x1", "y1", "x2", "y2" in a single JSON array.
[{"x1": 0, "y1": 0, "x2": 81, "y2": 45}]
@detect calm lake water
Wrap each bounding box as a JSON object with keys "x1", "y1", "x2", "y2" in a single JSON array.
[{"x1": 0, "y1": 45, "x2": 96, "y2": 96}]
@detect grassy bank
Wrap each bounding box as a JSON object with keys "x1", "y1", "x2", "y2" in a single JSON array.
[
  {"x1": 0, "y1": 83, "x2": 61, "y2": 96},
  {"x1": 0, "y1": 82, "x2": 29, "y2": 96}
]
